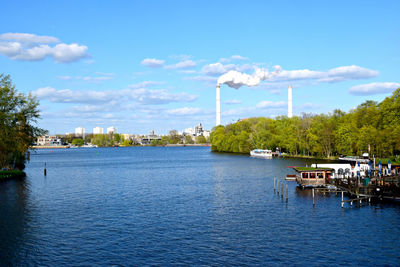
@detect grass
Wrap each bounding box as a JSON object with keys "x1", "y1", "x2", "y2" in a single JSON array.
[
  {"x1": 294, "y1": 167, "x2": 334, "y2": 171},
  {"x1": 0, "y1": 170, "x2": 26, "y2": 180}
]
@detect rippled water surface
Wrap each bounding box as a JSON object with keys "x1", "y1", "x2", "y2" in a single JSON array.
[{"x1": 1, "y1": 147, "x2": 400, "y2": 266}]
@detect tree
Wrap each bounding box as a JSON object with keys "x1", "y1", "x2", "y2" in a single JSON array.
[
  {"x1": 72, "y1": 138, "x2": 84, "y2": 147},
  {"x1": 121, "y1": 139, "x2": 133, "y2": 146},
  {"x1": 185, "y1": 135, "x2": 194, "y2": 144},
  {"x1": 196, "y1": 135, "x2": 207, "y2": 144},
  {"x1": 169, "y1": 130, "x2": 181, "y2": 144},
  {"x1": 0, "y1": 74, "x2": 46, "y2": 169}
]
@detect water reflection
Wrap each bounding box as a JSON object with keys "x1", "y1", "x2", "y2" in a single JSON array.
[{"x1": 0, "y1": 177, "x2": 31, "y2": 265}]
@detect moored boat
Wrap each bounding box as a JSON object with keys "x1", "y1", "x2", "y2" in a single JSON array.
[
  {"x1": 250, "y1": 149, "x2": 272, "y2": 159},
  {"x1": 291, "y1": 167, "x2": 334, "y2": 188}
]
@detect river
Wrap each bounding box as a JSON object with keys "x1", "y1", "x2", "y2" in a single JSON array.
[{"x1": 0, "y1": 147, "x2": 399, "y2": 266}]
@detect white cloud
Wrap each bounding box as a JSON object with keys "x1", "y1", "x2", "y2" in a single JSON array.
[
  {"x1": 166, "y1": 107, "x2": 203, "y2": 115},
  {"x1": 202, "y1": 62, "x2": 236, "y2": 76},
  {"x1": 0, "y1": 33, "x2": 59, "y2": 44},
  {"x1": 58, "y1": 75, "x2": 72, "y2": 80},
  {"x1": 184, "y1": 75, "x2": 217, "y2": 83},
  {"x1": 272, "y1": 65, "x2": 378, "y2": 83},
  {"x1": 256, "y1": 101, "x2": 286, "y2": 109},
  {"x1": 129, "y1": 88, "x2": 198, "y2": 105},
  {"x1": 224, "y1": 99, "x2": 242, "y2": 105},
  {"x1": 141, "y1": 58, "x2": 165, "y2": 68},
  {"x1": 0, "y1": 33, "x2": 88, "y2": 63},
  {"x1": 231, "y1": 55, "x2": 249, "y2": 61},
  {"x1": 32, "y1": 86, "x2": 198, "y2": 105},
  {"x1": 129, "y1": 81, "x2": 164, "y2": 89},
  {"x1": 165, "y1": 60, "x2": 196, "y2": 69},
  {"x1": 217, "y1": 65, "x2": 378, "y2": 89},
  {"x1": 219, "y1": 55, "x2": 249, "y2": 63},
  {"x1": 51, "y1": 43, "x2": 88, "y2": 63},
  {"x1": 348, "y1": 82, "x2": 400, "y2": 96},
  {"x1": 57, "y1": 74, "x2": 114, "y2": 83},
  {"x1": 81, "y1": 75, "x2": 113, "y2": 82}
]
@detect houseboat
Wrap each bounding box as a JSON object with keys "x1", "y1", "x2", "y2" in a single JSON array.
[
  {"x1": 292, "y1": 167, "x2": 334, "y2": 188},
  {"x1": 310, "y1": 163, "x2": 369, "y2": 179},
  {"x1": 250, "y1": 149, "x2": 273, "y2": 159}
]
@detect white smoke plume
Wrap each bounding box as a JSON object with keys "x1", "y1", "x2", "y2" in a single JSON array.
[{"x1": 217, "y1": 65, "x2": 282, "y2": 89}]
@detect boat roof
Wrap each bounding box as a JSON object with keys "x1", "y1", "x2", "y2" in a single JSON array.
[{"x1": 293, "y1": 167, "x2": 334, "y2": 172}]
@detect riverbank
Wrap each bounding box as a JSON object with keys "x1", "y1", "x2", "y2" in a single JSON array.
[
  {"x1": 0, "y1": 170, "x2": 26, "y2": 181},
  {"x1": 281, "y1": 154, "x2": 338, "y2": 161}
]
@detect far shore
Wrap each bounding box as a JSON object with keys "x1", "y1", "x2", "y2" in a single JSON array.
[{"x1": 31, "y1": 144, "x2": 211, "y2": 149}]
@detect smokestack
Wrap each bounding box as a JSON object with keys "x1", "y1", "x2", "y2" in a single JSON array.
[
  {"x1": 216, "y1": 84, "x2": 221, "y2": 125},
  {"x1": 288, "y1": 85, "x2": 293, "y2": 118}
]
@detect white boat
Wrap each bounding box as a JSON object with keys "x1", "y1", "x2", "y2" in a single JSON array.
[{"x1": 250, "y1": 149, "x2": 273, "y2": 159}]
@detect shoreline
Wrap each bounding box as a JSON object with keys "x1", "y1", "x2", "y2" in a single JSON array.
[
  {"x1": 0, "y1": 170, "x2": 26, "y2": 181},
  {"x1": 31, "y1": 144, "x2": 211, "y2": 149}
]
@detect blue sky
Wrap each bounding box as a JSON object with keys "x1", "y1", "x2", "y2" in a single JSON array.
[{"x1": 1, "y1": 1, "x2": 399, "y2": 134}]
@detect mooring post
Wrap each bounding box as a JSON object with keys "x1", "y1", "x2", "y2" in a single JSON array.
[
  {"x1": 312, "y1": 188, "x2": 315, "y2": 206},
  {"x1": 286, "y1": 184, "x2": 288, "y2": 203},
  {"x1": 273, "y1": 178, "x2": 276, "y2": 193},
  {"x1": 341, "y1": 191, "x2": 344, "y2": 208},
  {"x1": 44, "y1": 162, "x2": 47, "y2": 176},
  {"x1": 277, "y1": 180, "x2": 279, "y2": 195},
  {"x1": 281, "y1": 182, "x2": 283, "y2": 199}
]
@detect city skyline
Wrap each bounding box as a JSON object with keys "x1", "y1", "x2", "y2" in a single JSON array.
[{"x1": 1, "y1": 1, "x2": 399, "y2": 134}]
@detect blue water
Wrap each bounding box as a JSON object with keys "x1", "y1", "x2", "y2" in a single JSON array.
[{"x1": 0, "y1": 147, "x2": 399, "y2": 266}]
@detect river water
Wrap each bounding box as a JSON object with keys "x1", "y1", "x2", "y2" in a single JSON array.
[{"x1": 0, "y1": 147, "x2": 399, "y2": 266}]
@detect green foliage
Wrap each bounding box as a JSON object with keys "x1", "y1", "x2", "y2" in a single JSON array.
[
  {"x1": 150, "y1": 139, "x2": 163, "y2": 146},
  {"x1": 121, "y1": 139, "x2": 133, "y2": 146},
  {"x1": 71, "y1": 138, "x2": 84, "y2": 147},
  {"x1": 169, "y1": 130, "x2": 181, "y2": 144},
  {"x1": 211, "y1": 88, "x2": 400, "y2": 158},
  {"x1": 196, "y1": 135, "x2": 207, "y2": 144},
  {"x1": 185, "y1": 135, "x2": 194, "y2": 144},
  {"x1": 0, "y1": 74, "x2": 46, "y2": 169},
  {"x1": 91, "y1": 134, "x2": 120, "y2": 147},
  {"x1": 0, "y1": 169, "x2": 26, "y2": 179}
]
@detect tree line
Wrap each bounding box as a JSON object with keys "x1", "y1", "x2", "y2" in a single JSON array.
[
  {"x1": 210, "y1": 88, "x2": 400, "y2": 159},
  {"x1": 0, "y1": 74, "x2": 46, "y2": 169}
]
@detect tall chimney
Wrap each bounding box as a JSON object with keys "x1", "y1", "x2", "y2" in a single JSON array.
[
  {"x1": 288, "y1": 85, "x2": 293, "y2": 118},
  {"x1": 216, "y1": 84, "x2": 221, "y2": 125}
]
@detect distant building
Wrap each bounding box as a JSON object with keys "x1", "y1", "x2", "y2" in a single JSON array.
[
  {"x1": 194, "y1": 123, "x2": 203, "y2": 136},
  {"x1": 93, "y1": 126, "x2": 104, "y2": 134},
  {"x1": 75, "y1": 127, "x2": 85, "y2": 139},
  {"x1": 37, "y1": 135, "x2": 62, "y2": 146},
  {"x1": 183, "y1": 122, "x2": 209, "y2": 137},
  {"x1": 183, "y1": 127, "x2": 195, "y2": 136},
  {"x1": 121, "y1": 133, "x2": 131, "y2": 140},
  {"x1": 141, "y1": 130, "x2": 161, "y2": 145},
  {"x1": 107, "y1": 126, "x2": 117, "y2": 134},
  {"x1": 202, "y1": 130, "x2": 210, "y2": 138}
]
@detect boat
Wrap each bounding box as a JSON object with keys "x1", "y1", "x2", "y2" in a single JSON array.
[
  {"x1": 250, "y1": 149, "x2": 273, "y2": 159},
  {"x1": 339, "y1": 153, "x2": 369, "y2": 164},
  {"x1": 285, "y1": 174, "x2": 296, "y2": 181},
  {"x1": 290, "y1": 166, "x2": 334, "y2": 188}
]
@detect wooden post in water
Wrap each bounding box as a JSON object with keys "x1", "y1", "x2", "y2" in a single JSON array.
[
  {"x1": 341, "y1": 191, "x2": 344, "y2": 208},
  {"x1": 312, "y1": 188, "x2": 315, "y2": 206},
  {"x1": 273, "y1": 178, "x2": 276, "y2": 193},
  {"x1": 286, "y1": 184, "x2": 288, "y2": 203},
  {"x1": 281, "y1": 182, "x2": 283, "y2": 199},
  {"x1": 277, "y1": 180, "x2": 279, "y2": 195},
  {"x1": 44, "y1": 162, "x2": 47, "y2": 176}
]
